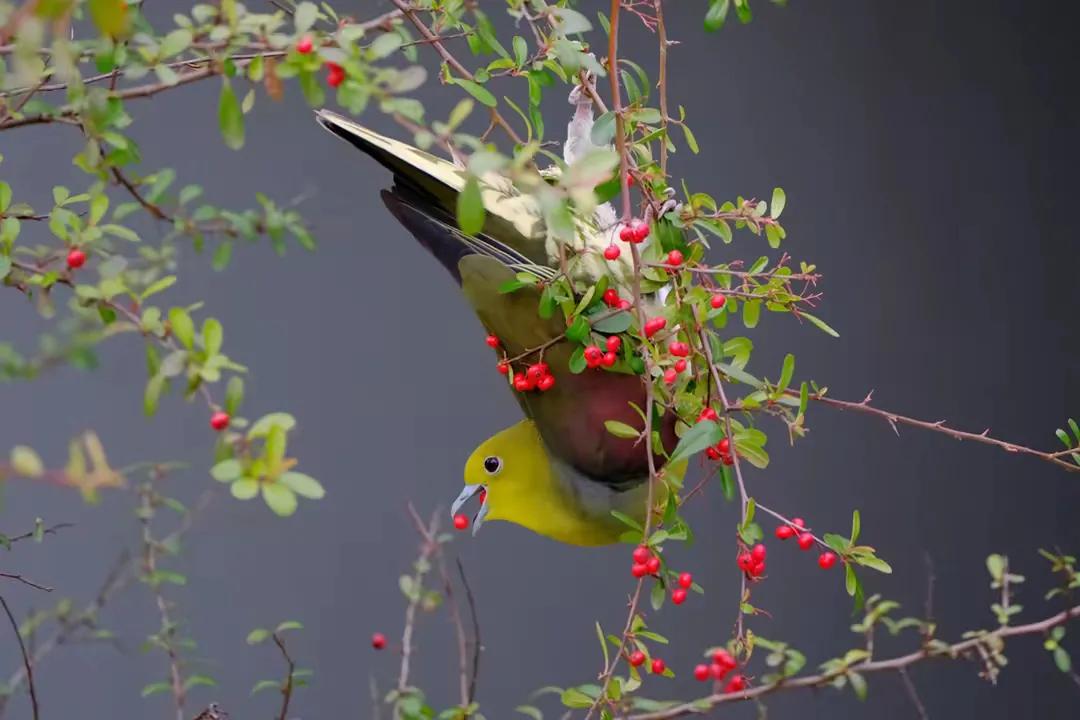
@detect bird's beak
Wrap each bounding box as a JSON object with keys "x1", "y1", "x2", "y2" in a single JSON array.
[{"x1": 451, "y1": 484, "x2": 489, "y2": 536}]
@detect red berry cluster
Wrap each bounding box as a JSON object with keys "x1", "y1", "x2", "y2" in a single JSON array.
[
  {"x1": 584, "y1": 335, "x2": 621, "y2": 370},
  {"x1": 618, "y1": 218, "x2": 650, "y2": 243},
  {"x1": 671, "y1": 571, "x2": 693, "y2": 605},
  {"x1": 696, "y1": 408, "x2": 735, "y2": 465},
  {"x1": 513, "y1": 362, "x2": 555, "y2": 392},
  {"x1": 775, "y1": 518, "x2": 838, "y2": 569},
  {"x1": 630, "y1": 544, "x2": 661, "y2": 578},
  {"x1": 643, "y1": 316, "x2": 666, "y2": 339},
  {"x1": 692, "y1": 648, "x2": 744, "y2": 692},
  {"x1": 736, "y1": 543, "x2": 767, "y2": 578},
  {"x1": 602, "y1": 288, "x2": 632, "y2": 310}
]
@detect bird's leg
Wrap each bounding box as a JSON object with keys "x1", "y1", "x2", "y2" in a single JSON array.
[{"x1": 563, "y1": 65, "x2": 599, "y2": 166}]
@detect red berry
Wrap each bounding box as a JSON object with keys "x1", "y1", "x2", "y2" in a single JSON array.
[
  {"x1": 602, "y1": 288, "x2": 620, "y2": 306},
  {"x1": 601, "y1": 351, "x2": 617, "y2": 367},
  {"x1": 721, "y1": 453, "x2": 734, "y2": 466},
  {"x1": 693, "y1": 664, "x2": 710, "y2": 682},
  {"x1": 751, "y1": 560, "x2": 766, "y2": 576},
  {"x1": 372, "y1": 632, "x2": 386, "y2": 650},
  {"x1": 66, "y1": 248, "x2": 86, "y2": 269},
  {"x1": 632, "y1": 545, "x2": 651, "y2": 564},
  {"x1": 620, "y1": 219, "x2": 648, "y2": 243},
  {"x1": 618, "y1": 299, "x2": 632, "y2": 310},
  {"x1": 526, "y1": 363, "x2": 545, "y2": 384},
  {"x1": 626, "y1": 172, "x2": 635, "y2": 187},
  {"x1": 631, "y1": 563, "x2": 648, "y2": 578},
  {"x1": 513, "y1": 375, "x2": 532, "y2": 392},
  {"x1": 644, "y1": 317, "x2": 666, "y2": 338},
  {"x1": 666, "y1": 249, "x2": 684, "y2": 266},
  {"x1": 326, "y1": 62, "x2": 345, "y2": 87},
  {"x1": 606, "y1": 335, "x2": 622, "y2": 352},
  {"x1": 678, "y1": 572, "x2": 693, "y2": 589},
  {"x1": 210, "y1": 411, "x2": 230, "y2": 431},
  {"x1": 712, "y1": 648, "x2": 736, "y2": 669},
  {"x1": 645, "y1": 555, "x2": 661, "y2": 575},
  {"x1": 797, "y1": 532, "x2": 814, "y2": 550},
  {"x1": 603, "y1": 244, "x2": 621, "y2": 261},
  {"x1": 496, "y1": 362, "x2": 510, "y2": 375},
  {"x1": 818, "y1": 551, "x2": 838, "y2": 570},
  {"x1": 717, "y1": 438, "x2": 730, "y2": 454},
  {"x1": 705, "y1": 447, "x2": 721, "y2": 460},
  {"x1": 775, "y1": 525, "x2": 795, "y2": 539},
  {"x1": 710, "y1": 293, "x2": 727, "y2": 309},
  {"x1": 478, "y1": 488, "x2": 487, "y2": 505},
  {"x1": 584, "y1": 345, "x2": 603, "y2": 368},
  {"x1": 671, "y1": 588, "x2": 687, "y2": 605},
  {"x1": 296, "y1": 35, "x2": 314, "y2": 53},
  {"x1": 724, "y1": 674, "x2": 746, "y2": 693},
  {"x1": 674, "y1": 359, "x2": 687, "y2": 373},
  {"x1": 698, "y1": 407, "x2": 719, "y2": 423},
  {"x1": 537, "y1": 374, "x2": 556, "y2": 392},
  {"x1": 791, "y1": 517, "x2": 806, "y2": 529},
  {"x1": 651, "y1": 658, "x2": 666, "y2": 675},
  {"x1": 710, "y1": 663, "x2": 729, "y2": 680},
  {"x1": 669, "y1": 341, "x2": 689, "y2": 357},
  {"x1": 751, "y1": 543, "x2": 767, "y2": 563},
  {"x1": 736, "y1": 553, "x2": 754, "y2": 572},
  {"x1": 663, "y1": 368, "x2": 678, "y2": 384},
  {"x1": 453, "y1": 513, "x2": 469, "y2": 530},
  {"x1": 485, "y1": 334, "x2": 500, "y2": 348},
  {"x1": 629, "y1": 650, "x2": 646, "y2": 667}
]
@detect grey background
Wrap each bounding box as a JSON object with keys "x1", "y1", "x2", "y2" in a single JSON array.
[{"x1": 2, "y1": 0, "x2": 1079, "y2": 718}]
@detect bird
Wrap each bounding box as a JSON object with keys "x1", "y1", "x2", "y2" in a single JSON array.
[{"x1": 315, "y1": 94, "x2": 681, "y2": 546}]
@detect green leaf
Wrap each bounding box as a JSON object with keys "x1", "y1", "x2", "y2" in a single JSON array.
[
  {"x1": 457, "y1": 175, "x2": 485, "y2": 235},
  {"x1": 704, "y1": 0, "x2": 730, "y2": 31},
  {"x1": 777, "y1": 353, "x2": 795, "y2": 392},
  {"x1": 560, "y1": 688, "x2": 593, "y2": 708},
  {"x1": 263, "y1": 483, "x2": 298, "y2": 516},
  {"x1": 218, "y1": 80, "x2": 245, "y2": 150},
  {"x1": 742, "y1": 300, "x2": 761, "y2": 329},
  {"x1": 210, "y1": 459, "x2": 243, "y2": 482},
  {"x1": 159, "y1": 28, "x2": 192, "y2": 58},
  {"x1": 765, "y1": 224, "x2": 781, "y2": 249},
  {"x1": 141, "y1": 682, "x2": 172, "y2": 698},
  {"x1": 251, "y1": 679, "x2": 280, "y2": 695},
  {"x1": 590, "y1": 112, "x2": 616, "y2": 146},
  {"x1": 0, "y1": 256, "x2": 10, "y2": 281},
  {"x1": 0, "y1": 182, "x2": 11, "y2": 212},
  {"x1": 680, "y1": 122, "x2": 699, "y2": 154},
  {"x1": 140, "y1": 275, "x2": 176, "y2": 301},
  {"x1": 770, "y1": 187, "x2": 786, "y2": 219},
  {"x1": 801, "y1": 312, "x2": 839, "y2": 338},
  {"x1": 604, "y1": 420, "x2": 640, "y2": 439},
  {"x1": 452, "y1": 78, "x2": 497, "y2": 108},
  {"x1": 850, "y1": 510, "x2": 861, "y2": 545},
  {"x1": 10, "y1": 446, "x2": 44, "y2": 477},
  {"x1": 202, "y1": 318, "x2": 223, "y2": 356},
  {"x1": 590, "y1": 310, "x2": 632, "y2": 334},
  {"x1": 278, "y1": 472, "x2": 325, "y2": 500},
  {"x1": 276, "y1": 620, "x2": 304, "y2": 633},
  {"x1": 293, "y1": 1, "x2": 318, "y2": 33},
  {"x1": 230, "y1": 478, "x2": 259, "y2": 500},
  {"x1": 167, "y1": 308, "x2": 195, "y2": 349},
  {"x1": 248, "y1": 413, "x2": 296, "y2": 439},
  {"x1": 224, "y1": 376, "x2": 244, "y2": 414},
  {"x1": 1054, "y1": 646, "x2": 1072, "y2": 673},
  {"x1": 668, "y1": 420, "x2": 723, "y2": 464}
]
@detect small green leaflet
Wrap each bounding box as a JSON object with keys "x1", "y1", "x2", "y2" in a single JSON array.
[
  {"x1": 457, "y1": 175, "x2": 485, "y2": 235},
  {"x1": 668, "y1": 420, "x2": 723, "y2": 464},
  {"x1": 218, "y1": 80, "x2": 244, "y2": 150}
]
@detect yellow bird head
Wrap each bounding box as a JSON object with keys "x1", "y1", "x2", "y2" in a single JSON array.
[{"x1": 451, "y1": 420, "x2": 654, "y2": 546}]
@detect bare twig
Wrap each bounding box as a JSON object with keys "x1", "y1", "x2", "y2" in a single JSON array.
[
  {"x1": 272, "y1": 633, "x2": 296, "y2": 720},
  {"x1": 899, "y1": 667, "x2": 930, "y2": 720},
  {"x1": 456, "y1": 558, "x2": 481, "y2": 705},
  {"x1": 0, "y1": 573, "x2": 52, "y2": 592},
  {"x1": 0, "y1": 594, "x2": 39, "y2": 720}
]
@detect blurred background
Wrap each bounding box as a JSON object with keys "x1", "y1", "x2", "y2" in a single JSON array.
[{"x1": 2, "y1": 0, "x2": 1079, "y2": 717}]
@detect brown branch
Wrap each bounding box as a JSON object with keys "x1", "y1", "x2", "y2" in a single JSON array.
[
  {"x1": 898, "y1": 667, "x2": 929, "y2": 720},
  {"x1": 653, "y1": 0, "x2": 669, "y2": 177},
  {"x1": 584, "y1": 2, "x2": 660, "y2": 714},
  {"x1": 271, "y1": 632, "x2": 296, "y2": 720},
  {"x1": 456, "y1": 558, "x2": 481, "y2": 705},
  {"x1": 398, "y1": 505, "x2": 442, "y2": 695},
  {"x1": 0, "y1": 594, "x2": 38, "y2": 720},
  {"x1": 628, "y1": 603, "x2": 1080, "y2": 719},
  {"x1": 802, "y1": 391, "x2": 1080, "y2": 473}
]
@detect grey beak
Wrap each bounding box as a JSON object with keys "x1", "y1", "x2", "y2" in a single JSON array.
[{"x1": 451, "y1": 484, "x2": 489, "y2": 535}]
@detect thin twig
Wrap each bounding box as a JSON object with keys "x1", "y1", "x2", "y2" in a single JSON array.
[
  {"x1": 899, "y1": 667, "x2": 930, "y2": 720},
  {"x1": 272, "y1": 633, "x2": 296, "y2": 720},
  {"x1": 0, "y1": 594, "x2": 39, "y2": 720},
  {"x1": 0, "y1": 574, "x2": 52, "y2": 592},
  {"x1": 456, "y1": 558, "x2": 481, "y2": 705}
]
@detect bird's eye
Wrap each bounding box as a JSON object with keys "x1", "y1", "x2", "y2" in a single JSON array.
[{"x1": 483, "y1": 456, "x2": 502, "y2": 475}]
